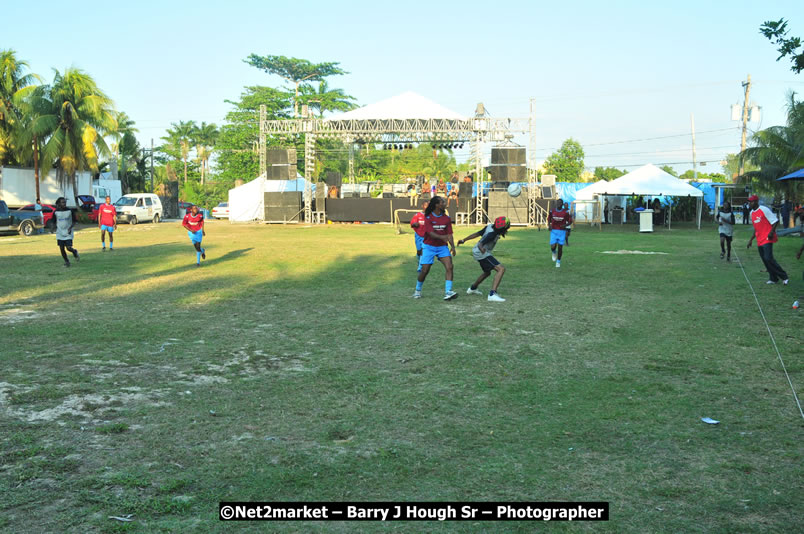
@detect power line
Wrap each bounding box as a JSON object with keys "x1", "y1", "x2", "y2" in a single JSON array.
[{"x1": 584, "y1": 145, "x2": 736, "y2": 158}]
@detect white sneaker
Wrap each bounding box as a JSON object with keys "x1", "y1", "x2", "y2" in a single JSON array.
[
  {"x1": 782, "y1": 279, "x2": 789, "y2": 285},
  {"x1": 412, "y1": 290, "x2": 422, "y2": 298},
  {"x1": 466, "y1": 287, "x2": 483, "y2": 295},
  {"x1": 766, "y1": 280, "x2": 776, "y2": 285},
  {"x1": 556, "y1": 260, "x2": 561, "y2": 268},
  {"x1": 552, "y1": 252, "x2": 557, "y2": 262},
  {"x1": 488, "y1": 293, "x2": 506, "y2": 302},
  {"x1": 443, "y1": 291, "x2": 458, "y2": 301}
]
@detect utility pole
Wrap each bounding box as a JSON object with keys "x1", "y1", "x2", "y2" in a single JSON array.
[
  {"x1": 150, "y1": 138, "x2": 154, "y2": 192},
  {"x1": 738, "y1": 74, "x2": 751, "y2": 177},
  {"x1": 690, "y1": 113, "x2": 698, "y2": 181}
]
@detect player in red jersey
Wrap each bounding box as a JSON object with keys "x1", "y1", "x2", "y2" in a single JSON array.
[
  {"x1": 182, "y1": 205, "x2": 206, "y2": 267},
  {"x1": 746, "y1": 195, "x2": 788, "y2": 285},
  {"x1": 410, "y1": 204, "x2": 428, "y2": 273},
  {"x1": 413, "y1": 196, "x2": 458, "y2": 300},
  {"x1": 548, "y1": 199, "x2": 572, "y2": 268},
  {"x1": 97, "y1": 196, "x2": 117, "y2": 251}
]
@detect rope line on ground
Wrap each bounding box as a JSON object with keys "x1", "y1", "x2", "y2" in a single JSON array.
[{"x1": 733, "y1": 248, "x2": 804, "y2": 420}]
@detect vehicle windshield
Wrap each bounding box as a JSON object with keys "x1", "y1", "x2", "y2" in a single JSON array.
[
  {"x1": 115, "y1": 197, "x2": 138, "y2": 207},
  {"x1": 218, "y1": 203, "x2": 228, "y2": 207}
]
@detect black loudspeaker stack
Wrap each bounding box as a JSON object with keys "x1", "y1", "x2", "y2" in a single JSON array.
[
  {"x1": 267, "y1": 148, "x2": 297, "y2": 180},
  {"x1": 487, "y1": 146, "x2": 527, "y2": 186},
  {"x1": 264, "y1": 192, "x2": 301, "y2": 221}
]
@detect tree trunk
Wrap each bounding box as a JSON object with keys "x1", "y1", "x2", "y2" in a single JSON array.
[
  {"x1": 33, "y1": 138, "x2": 40, "y2": 200},
  {"x1": 183, "y1": 157, "x2": 187, "y2": 184}
]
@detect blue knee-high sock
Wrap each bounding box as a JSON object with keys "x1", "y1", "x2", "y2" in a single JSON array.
[
  {"x1": 416, "y1": 281, "x2": 423, "y2": 291},
  {"x1": 109, "y1": 241, "x2": 113, "y2": 249},
  {"x1": 196, "y1": 251, "x2": 201, "y2": 264},
  {"x1": 445, "y1": 280, "x2": 453, "y2": 292}
]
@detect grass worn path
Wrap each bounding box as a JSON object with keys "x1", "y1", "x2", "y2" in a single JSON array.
[{"x1": 0, "y1": 221, "x2": 802, "y2": 533}]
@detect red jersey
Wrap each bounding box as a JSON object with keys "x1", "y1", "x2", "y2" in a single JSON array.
[
  {"x1": 98, "y1": 203, "x2": 117, "y2": 226},
  {"x1": 183, "y1": 212, "x2": 204, "y2": 232},
  {"x1": 410, "y1": 212, "x2": 427, "y2": 238},
  {"x1": 549, "y1": 208, "x2": 571, "y2": 230},
  {"x1": 750, "y1": 206, "x2": 778, "y2": 246},
  {"x1": 423, "y1": 212, "x2": 452, "y2": 246}
]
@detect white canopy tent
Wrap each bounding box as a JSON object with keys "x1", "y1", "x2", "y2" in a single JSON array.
[
  {"x1": 228, "y1": 174, "x2": 314, "y2": 222},
  {"x1": 597, "y1": 164, "x2": 704, "y2": 229},
  {"x1": 571, "y1": 180, "x2": 608, "y2": 226}
]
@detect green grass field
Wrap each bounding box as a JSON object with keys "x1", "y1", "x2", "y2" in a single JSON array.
[{"x1": 1, "y1": 220, "x2": 802, "y2": 533}]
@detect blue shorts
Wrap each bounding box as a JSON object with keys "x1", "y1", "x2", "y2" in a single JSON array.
[
  {"x1": 188, "y1": 230, "x2": 203, "y2": 244},
  {"x1": 550, "y1": 229, "x2": 566, "y2": 246},
  {"x1": 414, "y1": 234, "x2": 424, "y2": 254},
  {"x1": 100, "y1": 225, "x2": 114, "y2": 233},
  {"x1": 420, "y1": 243, "x2": 451, "y2": 265}
]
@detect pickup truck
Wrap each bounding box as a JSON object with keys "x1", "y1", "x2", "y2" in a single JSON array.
[{"x1": 0, "y1": 200, "x2": 44, "y2": 236}]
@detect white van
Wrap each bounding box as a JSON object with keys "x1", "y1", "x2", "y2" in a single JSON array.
[{"x1": 114, "y1": 193, "x2": 163, "y2": 225}]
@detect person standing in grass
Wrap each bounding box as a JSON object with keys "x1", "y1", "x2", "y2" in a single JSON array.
[
  {"x1": 182, "y1": 205, "x2": 206, "y2": 267},
  {"x1": 413, "y1": 196, "x2": 457, "y2": 300},
  {"x1": 548, "y1": 199, "x2": 572, "y2": 268},
  {"x1": 458, "y1": 216, "x2": 510, "y2": 302},
  {"x1": 409, "y1": 204, "x2": 428, "y2": 273},
  {"x1": 53, "y1": 197, "x2": 79, "y2": 268},
  {"x1": 746, "y1": 195, "x2": 788, "y2": 285},
  {"x1": 98, "y1": 196, "x2": 117, "y2": 251},
  {"x1": 716, "y1": 201, "x2": 735, "y2": 261}
]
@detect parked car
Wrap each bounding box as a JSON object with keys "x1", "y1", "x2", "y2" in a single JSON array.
[
  {"x1": 212, "y1": 202, "x2": 229, "y2": 219},
  {"x1": 0, "y1": 200, "x2": 44, "y2": 236},
  {"x1": 113, "y1": 193, "x2": 163, "y2": 225},
  {"x1": 19, "y1": 203, "x2": 57, "y2": 230}
]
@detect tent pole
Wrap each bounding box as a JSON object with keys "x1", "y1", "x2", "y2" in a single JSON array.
[{"x1": 697, "y1": 197, "x2": 702, "y2": 230}]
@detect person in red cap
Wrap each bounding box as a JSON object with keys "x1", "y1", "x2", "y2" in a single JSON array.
[
  {"x1": 457, "y1": 216, "x2": 511, "y2": 302},
  {"x1": 746, "y1": 195, "x2": 789, "y2": 285}
]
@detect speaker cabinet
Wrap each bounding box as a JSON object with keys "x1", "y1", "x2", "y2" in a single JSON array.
[
  {"x1": 267, "y1": 148, "x2": 296, "y2": 165},
  {"x1": 264, "y1": 192, "x2": 301, "y2": 222},
  {"x1": 491, "y1": 147, "x2": 526, "y2": 165},
  {"x1": 267, "y1": 164, "x2": 297, "y2": 180}
]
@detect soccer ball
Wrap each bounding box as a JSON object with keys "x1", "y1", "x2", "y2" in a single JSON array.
[{"x1": 507, "y1": 183, "x2": 522, "y2": 198}]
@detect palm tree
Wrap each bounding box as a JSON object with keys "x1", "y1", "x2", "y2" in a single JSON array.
[
  {"x1": 163, "y1": 120, "x2": 196, "y2": 183},
  {"x1": 299, "y1": 80, "x2": 357, "y2": 118},
  {"x1": 28, "y1": 68, "x2": 117, "y2": 195},
  {"x1": 192, "y1": 122, "x2": 218, "y2": 185},
  {"x1": 740, "y1": 92, "x2": 804, "y2": 196},
  {"x1": 110, "y1": 112, "x2": 139, "y2": 189},
  {"x1": 0, "y1": 49, "x2": 40, "y2": 169}
]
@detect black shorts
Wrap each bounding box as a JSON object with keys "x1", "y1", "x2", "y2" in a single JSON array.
[
  {"x1": 719, "y1": 233, "x2": 733, "y2": 241},
  {"x1": 57, "y1": 239, "x2": 73, "y2": 247},
  {"x1": 478, "y1": 255, "x2": 500, "y2": 273}
]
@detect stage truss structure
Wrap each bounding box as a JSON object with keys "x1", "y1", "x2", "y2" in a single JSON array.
[{"x1": 259, "y1": 104, "x2": 538, "y2": 225}]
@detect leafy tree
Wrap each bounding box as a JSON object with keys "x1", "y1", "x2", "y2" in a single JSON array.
[
  {"x1": 593, "y1": 166, "x2": 625, "y2": 181},
  {"x1": 216, "y1": 85, "x2": 294, "y2": 186},
  {"x1": 28, "y1": 68, "x2": 116, "y2": 194},
  {"x1": 760, "y1": 18, "x2": 803, "y2": 74},
  {"x1": 244, "y1": 54, "x2": 347, "y2": 117},
  {"x1": 108, "y1": 111, "x2": 141, "y2": 191},
  {"x1": 660, "y1": 165, "x2": 678, "y2": 177},
  {"x1": 721, "y1": 153, "x2": 758, "y2": 181},
  {"x1": 678, "y1": 170, "x2": 725, "y2": 182},
  {"x1": 299, "y1": 80, "x2": 358, "y2": 118},
  {"x1": 543, "y1": 138, "x2": 585, "y2": 182}
]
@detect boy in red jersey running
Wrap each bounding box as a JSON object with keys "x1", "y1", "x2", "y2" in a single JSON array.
[
  {"x1": 548, "y1": 199, "x2": 572, "y2": 268},
  {"x1": 182, "y1": 205, "x2": 206, "y2": 267},
  {"x1": 413, "y1": 196, "x2": 458, "y2": 300},
  {"x1": 97, "y1": 196, "x2": 117, "y2": 251},
  {"x1": 746, "y1": 195, "x2": 788, "y2": 285}
]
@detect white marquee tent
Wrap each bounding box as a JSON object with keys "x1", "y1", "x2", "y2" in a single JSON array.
[
  {"x1": 596, "y1": 164, "x2": 704, "y2": 229},
  {"x1": 228, "y1": 175, "x2": 314, "y2": 222}
]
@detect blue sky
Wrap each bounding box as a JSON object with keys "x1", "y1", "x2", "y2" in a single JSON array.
[{"x1": 5, "y1": 0, "x2": 804, "y2": 175}]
